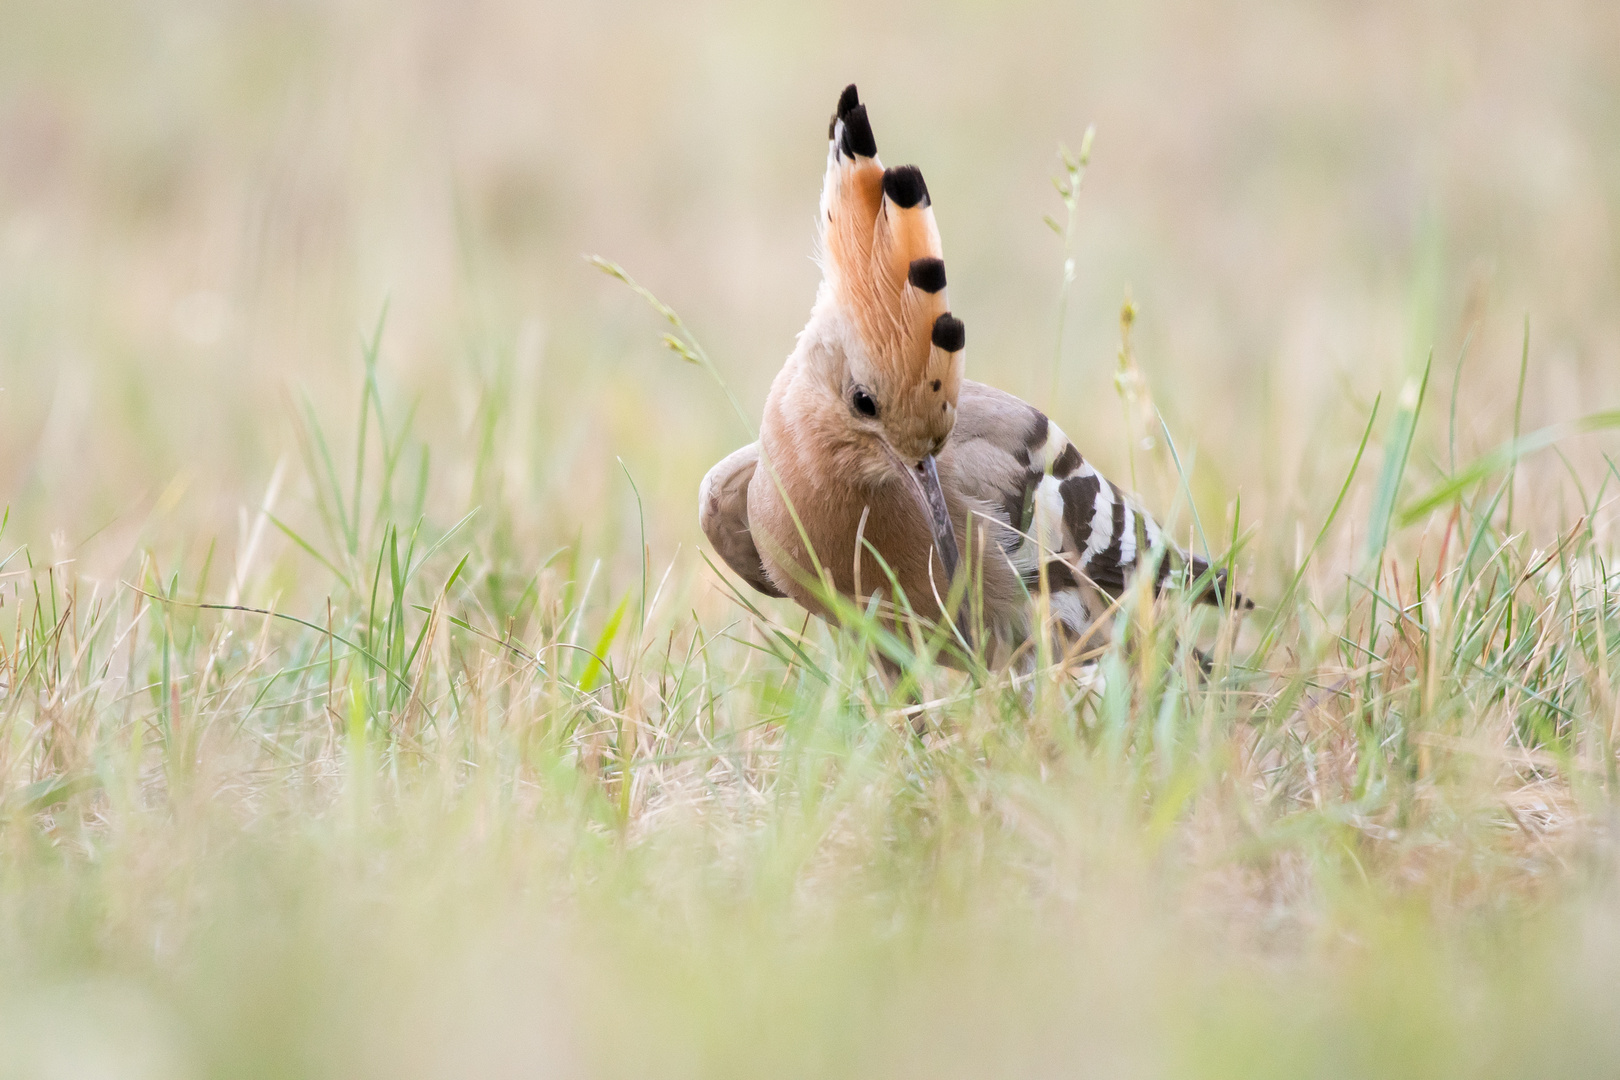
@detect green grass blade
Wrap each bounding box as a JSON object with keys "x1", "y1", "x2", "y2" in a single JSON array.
[{"x1": 1365, "y1": 350, "x2": 1433, "y2": 561}]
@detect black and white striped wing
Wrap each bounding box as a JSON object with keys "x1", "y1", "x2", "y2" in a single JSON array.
[{"x1": 1007, "y1": 414, "x2": 1242, "y2": 609}]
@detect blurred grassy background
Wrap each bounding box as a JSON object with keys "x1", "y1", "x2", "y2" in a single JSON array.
[
  {"x1": 4, "y1": 0, "x2": 1618, "y2": 581},
  {"x1": 5, "y1": 2, "x2": 1620, "y2": 1078}
]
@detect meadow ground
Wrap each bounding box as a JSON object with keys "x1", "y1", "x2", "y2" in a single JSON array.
[{"x1": 4, "y1": 1, "x2": 1620, "y2": 1076}]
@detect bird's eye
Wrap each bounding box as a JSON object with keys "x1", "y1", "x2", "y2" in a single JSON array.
[{"x1": 851, "y1": 387, "x2": 878, "y2": 418}]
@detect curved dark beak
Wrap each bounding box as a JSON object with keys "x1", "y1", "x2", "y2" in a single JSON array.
[{"x1": 914, "y1": 454, "x2": 960, "y2": 586}]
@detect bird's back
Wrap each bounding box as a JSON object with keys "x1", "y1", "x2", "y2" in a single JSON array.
[{"x1": 939, "y1": 379, "x2": 1244, "y2": 660}]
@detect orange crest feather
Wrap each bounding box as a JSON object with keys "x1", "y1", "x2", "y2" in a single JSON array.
[{"x1": 819, "y1": 86, "x2": 963, "y2": 388}]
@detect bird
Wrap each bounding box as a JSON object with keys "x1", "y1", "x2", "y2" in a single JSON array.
[{"x1": 700, "y1": 84, "x2": 1246, "y2": 673}]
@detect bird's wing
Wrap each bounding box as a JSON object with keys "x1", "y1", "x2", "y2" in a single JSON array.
[
  {"x1": 699, "y1": 442, "x2": 787, "y2": 599},
  {"x1": 947, "y1": 380, "x2": 1246, "y2": 609}
]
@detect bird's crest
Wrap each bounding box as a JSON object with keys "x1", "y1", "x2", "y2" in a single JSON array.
[{"x1": 819, "y1": 85, "x2": 964, "y2": 391}]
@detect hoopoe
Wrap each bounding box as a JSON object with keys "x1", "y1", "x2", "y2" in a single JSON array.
[{"x1": 700, "y1": 85, "x2": 1246, "y2": 670}]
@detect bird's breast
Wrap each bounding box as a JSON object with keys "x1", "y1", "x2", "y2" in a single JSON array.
[{"x1": 748, "y1": 432, "x2": 946, "y2": 623}]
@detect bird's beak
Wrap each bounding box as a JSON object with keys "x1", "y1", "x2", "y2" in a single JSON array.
[{"x1": 913, "y1": 454, "x2": 960, "y2": 586}]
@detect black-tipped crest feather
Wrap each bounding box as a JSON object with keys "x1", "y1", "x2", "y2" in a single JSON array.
[
  {"x1": 882, "y1": 165, "x2": 929, "y2": 209},
  {"x1": 837, "y1": 84, "x2": 860, "y2": 120},
  {"x1": 931, "y1": 313, "x2": 965, "y2": 352},
  {"x1": 908, "y1": 258, "x2": 947, "y2": 293},
  {"x1": 839, "y1": 104, "x2": 877, "y2": 159}
]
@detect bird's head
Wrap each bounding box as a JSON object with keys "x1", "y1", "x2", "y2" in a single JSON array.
[{"x1": 790, "y1": 84, "x2": 967, "y2": 573}]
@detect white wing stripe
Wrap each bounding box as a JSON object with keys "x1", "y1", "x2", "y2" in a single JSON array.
[{"x1": 1082, "y1": 481, "x2": 1115, "y2": 561}]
